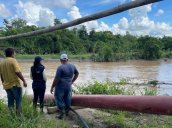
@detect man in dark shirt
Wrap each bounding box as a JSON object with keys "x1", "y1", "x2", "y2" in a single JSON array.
[{"x1": 50, "y1": 54, "x2": 79, "y2": 119}]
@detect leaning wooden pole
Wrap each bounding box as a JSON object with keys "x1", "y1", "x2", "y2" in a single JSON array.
[
  {"x1": 0, "y1": 0, "x2": 163, "y2": 40},
  {"x1": 31, "y1": 94, "x2": 172, "y2": 115}
]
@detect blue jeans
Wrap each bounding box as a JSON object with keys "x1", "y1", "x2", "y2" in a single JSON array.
[
  {"x1": 5, "y1": 86, "x2": 22, "y2": 111},
  {"x1": 54, "y1": 86, "x2": 72, "y2": 111}
]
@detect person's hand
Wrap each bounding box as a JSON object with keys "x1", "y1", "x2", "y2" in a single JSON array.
[
  {"x1": 50, "y1": 87, "x2": 54, "y2": 94},
  {"x1": 72, "y1": 82, "x2": 76, "y2": 86},
  {"x1": 23, "y1": 81, "x2": 27, "y2": 88}
]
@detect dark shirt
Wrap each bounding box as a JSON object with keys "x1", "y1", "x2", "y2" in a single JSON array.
[
  {"x1": 55, "y1": 63, "x2": 78, "y2": 87},
  {"x1": 31, "y1": 64, "x2": 46, "y2": 89}
]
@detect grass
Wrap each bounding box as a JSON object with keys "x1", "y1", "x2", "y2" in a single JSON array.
[
  {"x1": 0, "y1": 96, "x2": 71, "y2": 128},
  {"x1": 1, "y1": 80, "x2": 171, "y2": 128},
  {"x1": 142, "y1": 87, "x2": 158, "y2": 96},
  {"x1": 161, "y1": 51, "x2": 172, "y2": 58},
  {"x1": 1, "y1": 50, "x2": 172, "y2": 61},
  {"x1": 2, "y1": 52, "x2": 172, "y2": 62},
  {"x1": 15, "y1": 53, "x2": 92, "y2": 60}
]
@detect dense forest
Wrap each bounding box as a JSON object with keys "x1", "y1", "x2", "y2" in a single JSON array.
[{"x1": 0, "y1": 18, "x2": 172, "y2": 61}]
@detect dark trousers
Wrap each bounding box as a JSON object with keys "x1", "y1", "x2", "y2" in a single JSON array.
[{"x1": 33, "y1": 87, "x2": 46, "y2": 109}]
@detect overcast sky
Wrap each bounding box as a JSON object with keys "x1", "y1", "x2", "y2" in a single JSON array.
[{"x1": 0, "y1": 0, "x2": 171, "y2": 37}]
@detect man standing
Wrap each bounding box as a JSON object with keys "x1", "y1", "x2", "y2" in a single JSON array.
[
  {"x1": 0, "y1": 48, "x2": 27, "y2": 115},
  {"x1": 50, "y1": 54, "x2": 79, "y2": 119}
]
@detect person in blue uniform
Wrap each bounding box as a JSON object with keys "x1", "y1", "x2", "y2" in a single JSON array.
[{"x1": 30, "y1": 56, "x2": 46, "y2": 112}]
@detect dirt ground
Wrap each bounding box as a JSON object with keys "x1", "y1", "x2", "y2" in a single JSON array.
[
  {"x1": 42, "y1": 107, "x2": 172, "y2": 128},
  {"x1": 43, "y1": 107, "x2": 109, "y2": 128}
]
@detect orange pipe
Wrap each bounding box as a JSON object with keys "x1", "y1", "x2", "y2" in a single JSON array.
[{"x1": 28, "y1": 94, "x2": 172, "y2": 115}]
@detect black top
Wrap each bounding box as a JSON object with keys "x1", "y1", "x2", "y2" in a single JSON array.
[{"x1": 31, "y1": 64, "x2": 46, "y2": 88}]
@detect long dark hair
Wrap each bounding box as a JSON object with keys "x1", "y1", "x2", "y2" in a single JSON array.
[
  {"x1": 33, "y1": 56, "x2": 42, "y2": 67},
  {"x1": 33, "y1": 61, "x2": 40, "y2": 67}
]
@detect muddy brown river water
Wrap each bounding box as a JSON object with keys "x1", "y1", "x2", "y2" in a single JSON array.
[{"x1": 0, "y1": 59, "x2": 172, "y2": 98}]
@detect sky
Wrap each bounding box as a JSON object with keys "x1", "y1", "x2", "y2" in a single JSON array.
[{"x1": 0, "y1": 0, "x2": 171, "y2": 37}]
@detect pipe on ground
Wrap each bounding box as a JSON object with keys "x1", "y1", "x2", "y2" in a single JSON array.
[{"x1": 28, "y1": 94, "x2": 172, "y2": 115}]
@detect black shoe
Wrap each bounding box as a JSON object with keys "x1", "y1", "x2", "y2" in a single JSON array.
[
  {"x1": 40, "y1": 107, "x2": 44, "y2": 113},
  {"x1": 56, "y1": 112, "x2": 64, "y2": 119},
  {"x1": 65, "y1": 111, "x2": 69, "y2": 116},
  {"x1": 65, "y1": 107, "x2": 71, "y2": 116}
]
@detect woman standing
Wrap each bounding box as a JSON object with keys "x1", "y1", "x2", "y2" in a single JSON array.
[{"x1": 30, "y1": 56, "x2": 46, "y2": 112}]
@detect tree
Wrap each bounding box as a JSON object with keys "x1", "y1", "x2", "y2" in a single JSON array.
[
  {"x1": 89, "y1": 29, "x2": 96, "y2": 41},
  {"x1": 96, "y1": 45, "x2": 114, "y2": 62},
  {"x1": 161, "y1": 36, "x2": 172, "y2": 51},
  {"x1": 54, "y1": 18, "x2": 62, "y2": 26},
  {"x1": 11, "y1": 18, "x2": 27, "y2": 29},
  {"x1": 0, "y1": 0, "x2": 162, "y2": 40},
  {"x1": 3, "y1": 19, "x2": 12, "y2": 29},
  {"x1": 138, "y1": 36, "x2": 161, "y2": 60},
  {"x1": 78, "y1": 25, "x2": 88, "y2": 40}
]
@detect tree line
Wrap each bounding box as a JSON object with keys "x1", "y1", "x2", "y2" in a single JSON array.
[{"x1": 0, "y1": 18, "x2": 172, "y2": 61}]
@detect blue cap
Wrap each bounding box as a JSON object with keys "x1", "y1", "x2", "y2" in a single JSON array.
[{"x1": 34, "y1": 56, "x2": 43, "y2": 62}]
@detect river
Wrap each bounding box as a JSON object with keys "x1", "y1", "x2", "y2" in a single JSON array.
[{"x1": 0, "y1": 59, "x2": 172, "y2": 98}]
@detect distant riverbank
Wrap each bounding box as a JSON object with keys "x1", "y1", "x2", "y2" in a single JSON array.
[
  {"x1": 15, "y1": 51, "x2": 172, "y2": 62},
  {"x1": 5, "y1": 53, "x2": 172, "y2": 62},
  {"x1": 15, "y1": 54, "x2": 92, "y2": 60}
]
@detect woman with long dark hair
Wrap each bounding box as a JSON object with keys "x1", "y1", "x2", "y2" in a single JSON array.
[{"x1": 30, "y1": 56, "x2": 46, "y2": 112}]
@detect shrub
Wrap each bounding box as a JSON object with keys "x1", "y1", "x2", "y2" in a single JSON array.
[{"x1": 76, "y1": 80, "x2": 125, "y2": 95}]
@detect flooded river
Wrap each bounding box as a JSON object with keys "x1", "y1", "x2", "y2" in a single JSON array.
[{"x1": 0, "y1": 59, "x2": 172, "y2": 98}]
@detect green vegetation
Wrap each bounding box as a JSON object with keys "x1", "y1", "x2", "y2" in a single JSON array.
[
  {"x1": 75, "y1": 80, "x2": 126, "y2": 95},
  {"x1": 0, "y1": 80, "x2": 171, "y2": 128},
  {"x1": 142, "y1": 87, "x2": 158, "y2": 96},
  {"x1": 75, "y1": 79, "x2": 158, "y2": 96},
  {"x1": 148, "y1": 80, "x2": 159, "y2": 86},
  {"x1": 15, "y1": 53, "x2": 92, "y2": 60},
  {"x1": 0, "y1": 18, "x2": 172, "y2": 61},
  {"x1": 0, "y1": 96, "x2": 71, "y2": 128}
]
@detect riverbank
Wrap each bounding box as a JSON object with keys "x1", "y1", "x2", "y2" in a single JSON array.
[
  {"x1": 0, "y1": 52, "x2": 171, "y2": 62},
  {"x1": 14, "y1": 53, "x2": 172, "y2": 62},
  {"x1": 1, "y1": 80, "x2": 172, "y2": 128},
  {"x1": 73, "y1": 80, "x2": 172, "y2": 128},
  {"x1": 0, "y1": 96, "x2": 78, "y2": 128},
  {"x1": 1, "y1": 99, "x2": 172, "y2": 128},
  {"x1": 0, "y1": 53, "x2": 166, "y2": 65},
  {"x1": 15, "y1": 54, "x2": 93, "y2": 60}
]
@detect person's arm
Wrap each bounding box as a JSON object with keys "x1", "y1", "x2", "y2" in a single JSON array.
[
  {"x1": 16, "y1": 72, "x2": 27, "y2": 87},
  {"x1": 0, "y1": 68, "x2": 3, "y2": 83},
  {"x1": 30, "y1": 68, "x2": 33, "y2": 80},
  {"x1": 72, "y1": 67, "x2": 79, "y2": 84},
  {"x1": 0, "y1": 75, "x2": 4, "y2": 83},
  {"x1": 50, "y1": 77, "x2": 59, "y2": 94},
  {"x1": 50, "y1": 67, "x2": 61, "y2": 94},
  {"x1": 43, "y1": 70, "x2": 47, "y2": 81},
  {"x1": 72, "y1": 73, "x2": 79, "y2": 83}
]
